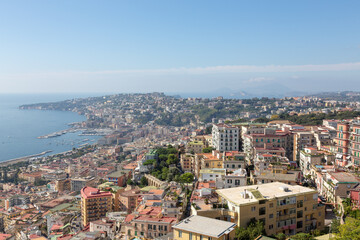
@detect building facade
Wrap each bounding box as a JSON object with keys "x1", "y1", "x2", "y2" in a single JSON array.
[
  {"x1": 216, "y1": 182, "x2": 325, "y2": 236},
  {"x1": 212, "y1": 124, "x2": 239, "y2": 152},
  {"x1": 80, "y1": 187, "x2": 113, "y2": 226}
]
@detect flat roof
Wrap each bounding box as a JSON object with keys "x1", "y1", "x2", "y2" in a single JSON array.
[
  {"x1": 329, "y1": 172, "x2": 360, "y2": 183},
  {"x1": 200, "y1": 168, "x2": 226, "y2": 174},
  {"x1": 216, "y1": 182, "x2": 316, "y2": 206},
  {"x1": 107, "y1": 170, "x2": 130, "y2": 178},
  {"x1": 81, "y1": 186, "x2": 112, "y2": 199},
  {"x1": 172, "y1": 215, "x2": 236, "y2": 238}
]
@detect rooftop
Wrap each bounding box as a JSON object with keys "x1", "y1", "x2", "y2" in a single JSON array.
[
  {"x1": 200, "y1": 168, "x2": 226, "y2": 174},
  {"x1": 81, "y1": 186, "x2": 112, "y2": 199},
  {"x1": 329, "y1": 172, "x2": 360, "y2": 183},
  {"x1": 216, "y1": 182, "x2": 316, "y2": 205},
  {"x1": 107, "y1": 170, "x2": 131, "y2": 178},
  {"x1": 173, "y1": 215, "x2": 236, "y2": 238}
]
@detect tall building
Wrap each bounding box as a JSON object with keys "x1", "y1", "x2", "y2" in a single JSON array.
[
  {"x1": 216, "y1": 182, "x2": 325, "y2": 236},
  {"x1": 334, "y1": 122, "x2": 351, "y2": 166},
  {"x1": 351, "y1": 122, "x2": 360, "y2": 166},
  {"x1": 334, "y1": 121, "x2": 360, "y2": 167},
  {"x1": 81, "y1": 187, "x2": 112, "y2": 226},
  {"x1": 212, "y1": 124, "x2": 239, "y2": 152}
]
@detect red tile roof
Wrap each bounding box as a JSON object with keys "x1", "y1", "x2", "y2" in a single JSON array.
[{"x1": 81, "y1": 186, "x2": 112, "y2": 199}]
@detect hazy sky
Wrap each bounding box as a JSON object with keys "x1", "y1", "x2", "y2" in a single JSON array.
[{"x1": 0, "y1": 1, "x2": 359, "y2": 95}]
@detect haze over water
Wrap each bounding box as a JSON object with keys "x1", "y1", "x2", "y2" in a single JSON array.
[{"x1": 0, "y1": 94, "x2": 102, "y2": 162}]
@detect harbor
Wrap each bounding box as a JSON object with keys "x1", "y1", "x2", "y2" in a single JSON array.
[
  {"x1": 0, "y1": 150, "x2": 52, "y2": 167},
  {"x1": 38, "y1": 128, "x2": 113, "y2": 139}
]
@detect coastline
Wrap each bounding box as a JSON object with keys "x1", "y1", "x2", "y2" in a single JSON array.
[{"x1": 0, "y1": 150, "x2": 52, "y2": 167}]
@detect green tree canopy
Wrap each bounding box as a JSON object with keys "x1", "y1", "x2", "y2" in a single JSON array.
[
  {"x1": 334, "y1": 217, "x2": 360, "y2": 240},
  {"x1": 235, "y1": 220, "x2": 265, "y2": 240},
  {"x1": 180, "y1": 173, "x2": 194, "y2": 183}
]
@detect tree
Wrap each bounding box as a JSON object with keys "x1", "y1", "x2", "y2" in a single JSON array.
[
  {"x1": 203, "y1": 147, "x2": 213, "y2": 153},
  {"x1": 127, "y1": 179, "x2": 135, "y2": 186},
  {"x1": 179, "y1": 173, "x2": 194, "y2": 183},
  {"x1": 143, "y1": 159, "x2": 156, "y2": 165},
  {"x1": 331, "y1": 218, "x2": 340, "y2": 233},
  {"x1": 140, "y1": 176, "x2": 148, "y2": 186},
  {"x1": 235, "y1": 220, "x2": 265, "y2": 240},
  {"x1": 291, "y1": 233, "x2": 315, "y2": 240},
  {"x1": 334, "y1": 217, "x2": 360, "y2": 240},
  {"x1": 205, "y1": 125, "x2": 213, "y2": 134},
  {"x1": 166, "y1": 154, "x2": 178, "y2": 165},
  {"x1": 158, "y1": 154, "x2": 168, "y2": 162},
  {"x1": 275, "y1": 233, "x2": 286, "y2": 240}
]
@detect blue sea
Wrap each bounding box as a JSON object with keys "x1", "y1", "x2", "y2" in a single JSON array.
[{"x1": 0, "y1": 93, "x2": 105, "y2": 162}]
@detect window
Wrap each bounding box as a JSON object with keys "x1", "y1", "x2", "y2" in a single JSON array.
[
  {"x1": 259, "y1": 207, "x2": 266, "y2": 215},
  {"x1": 189, "y1": 233, "x2": 193, "y2": 240},
  {"x1": 200, "y1": 235, "x2": 203, "y2": 240},
  {"x1": 290, "y1": 208, "x2": 296, "y2": 214},
  {"x1": 297, "y1": 210, "x2": 303, "y2": 218},
  {"x1": 297, "y1": 200, "x2": 303, "y2": 208},
  {"x1": 297, "y1": 221, "x2": 303, "y2": 229},
  {"x1": 313, "y1": 193, "x2": 318, "y2": 200},
  {"x1": 269, "y1": 203, "x2": 274, "y2": 208},
  {"x1": 178, "y1": 230, "x2": 182, "y2": 237},
  {"x1": 269, "y1": 213, "x2": 274, "y2": 219},
  {"x1": 269, "y1": 224, "x2": 273, "y2": 229},
  {"x1": 251, "y1": 206, "x2": 256, "y2": 212},
  {"x1": 164, "y1": 226, "x2": 167, "y2": 231}
]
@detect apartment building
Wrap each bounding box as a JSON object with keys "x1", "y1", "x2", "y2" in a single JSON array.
[
  {"x1": 299, "y1": 147, "x2": 324, "y2": 176},
  {"x1": 216, "y1": 182, "x2": 325, "y2": 236},
  {"x1": 334, "y1": 122, "x2": 351, "y2": 166},
  {"x1": 212, "y1": 124, "x2": 239, "y2": 152},
  {"x1": 243, "y1": 128, "x2": 292, "y2": 163},
  {"x1": 180, "y1": 154, "x2": 194, "y2": 173},
  {"x1": 222, "y1": 151, "x2": 246, "y2": 172},
  {"x1": 333, "y1": 121, "x2": 360, "y2": 167},
  {"x1": 187, "y1": 141, "x2": 205, "y2": 154},
  {"x1": 107, "y1": 170, "x2": 132, "y2": 187},
  {"x1": 199, "y1": 168, "x2": 226, "y2": 182},
  {"x1": 114, "y1": 189, "x2": 140, "y2": 213},
  {"x1": 81, "y1": 187, "x2": 113, "y2": 226},
  {"x1": 173, "y1": 215, "x2": 236, "y2": 240},
  {"x1": 321, "y1": 172, "x2": 360, "y2": 203},
  {"x1": 224, "y1": 168, "x2": 247, "y2": 188},
  {"x1": 194, "y1": 151, "x2": 223, "y2": 177},
  {"x1": 292, "y1": 131, "x2": 316, "y2": 162},
  {"x1": 351, "y1": 122, "x2": 360, "y2": 165},
  {"x1": 123, "y1": 215, "x2": 176, "y2": 239}
]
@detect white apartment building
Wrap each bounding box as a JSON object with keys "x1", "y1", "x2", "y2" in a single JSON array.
[{"x1": 212, "y1": 123, "x2": 239, "y2": 152}]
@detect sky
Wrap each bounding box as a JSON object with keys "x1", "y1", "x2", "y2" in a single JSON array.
[{"x1": 0, "y1": 1, "x2": 359, "y2": 96}]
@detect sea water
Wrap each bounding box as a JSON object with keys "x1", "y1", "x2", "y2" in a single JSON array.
[{"x1": 0, "y1": 93, "x2": 104, "y2": 162}]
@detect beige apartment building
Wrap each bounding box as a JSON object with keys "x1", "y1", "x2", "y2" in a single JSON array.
[
  {"x1": 81, "y1": 187, "x2": 113, "y2": 226},
  {"x1": 215, "y1": 182, "x2": 325, "y2": 236}
]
